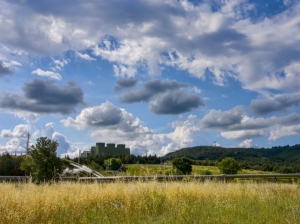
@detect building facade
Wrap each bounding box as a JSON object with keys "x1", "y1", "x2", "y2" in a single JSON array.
[{"x1": 81, "y1": 142, "x2": 130, "y2": 158}]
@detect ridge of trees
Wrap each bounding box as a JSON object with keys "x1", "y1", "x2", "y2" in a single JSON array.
[
  {"x1": 163, "y1": 144, "x2": 300, "y2": 173},
  {"x1": 1, "y1": 143, "x2": 300, "y2": 176}
]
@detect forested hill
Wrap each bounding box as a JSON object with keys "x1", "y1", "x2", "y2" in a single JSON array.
[{"x1": 163, "y1": 144, "x2": 300, "y2": 163}]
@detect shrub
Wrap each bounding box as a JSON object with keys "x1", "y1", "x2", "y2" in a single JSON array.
[
  {"x1": 218, "y1": 157, "x2": 241, "y2": 174},
  {"x1": 104, "y1": 158, "x2": 122, "y2": 170},
  {"x1": 172, "y1": 157, "x2": 192, "y2": 175}
]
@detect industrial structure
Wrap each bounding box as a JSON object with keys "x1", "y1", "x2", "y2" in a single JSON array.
[{"x1": 80, "y1": 142, "x2": 130, "y2": 158}]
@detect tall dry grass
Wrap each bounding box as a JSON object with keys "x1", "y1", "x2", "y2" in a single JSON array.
[{"x1": 1, "y1": 180, "x2": 299, "y2": 223}]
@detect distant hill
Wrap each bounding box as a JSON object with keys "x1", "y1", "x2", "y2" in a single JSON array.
[{"x1": 163, "y1": 144, "x2": 300, "y2": 171}]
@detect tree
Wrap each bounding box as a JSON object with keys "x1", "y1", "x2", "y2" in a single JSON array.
[
  {"x1": 0, "y1": 153, "x2": 25, "y2": 176},
  {"x1": 218, "y1": 157, "x2": 241, "y2": 174},
  {"x1": 20, "y1": 137, "x2": 63, "y2": 183},
  {"x1": 0, "y1": 152, "x2": 14, "y2": 175},
  {"x1": 104, "y1": 158, "x2": 122, "y2": 170},
  {"x1": 172, "y1": 157, "x2": 192, "y2": 175}
]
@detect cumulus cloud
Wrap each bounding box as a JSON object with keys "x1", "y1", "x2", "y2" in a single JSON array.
[
  {"x1": 119, "y1": 79, "x2": 186, "y2": 103},
  {"x1": 41, "y1": 122, "x2": 79, "y2": 157},
  {"x1": 250, "y1": 95, "x2": 300, "y2": 115},
  {"x1": 13, "y1": 111, "x2": 40, "y2": 125},
  {"x1": 0, "y1": 138, "x2": 26, "y2": 154},
  {"x1": 32, "y1": 68, "x2": 62, "y2": 80},
  {"x1": 1, "y1": 0, "x2": 300, "y2": 95},
  {"x1": 62, "y1": 101, "x2": 126, "y2": 130},
  {"x1": 0, "y1": 78, "x2": 84, "y2": 114},
  {"x1": 119, "y1": 79, "x2": 204, "y2": 114},
  {"x1": 238, "y1": 139, "x2": 255, "y2": 148},
  {"x1": 114, "y1": 77, "x2": 138, "y2": 91},
  {"x1": 0, "y1": 61, "x2": 13, "y2": 77},
  {"x1": 149, "y1": 90, "x2": 204, "y2": 114},
  {"x1": 201, "y1": 106, "x2": 244, "y2": 130},
  {"x1": 200, "y1": 106, "x2": 300, "y2": 141},
  {"x1": 113, "y1": 65, "x2": 137, "y2": 77},
  {"x1": 0, "y1": 124, "x2": 29, "y2": 138},
  {"x1": 269, "y1": 124, "x2": 300, "y2": 141},
  {"x1": 62, "y1": 101, "x2": 202, "y2": 155}
]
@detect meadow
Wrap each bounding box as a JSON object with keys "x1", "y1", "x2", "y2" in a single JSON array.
[
  {"x1": 1, "y1": 180, "x2": 300, "y2": 223},
  {"x1": 119, "y1": 164, "x2": 274, "y2": 176}
]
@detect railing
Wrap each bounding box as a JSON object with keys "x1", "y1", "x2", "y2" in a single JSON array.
[
  {"x1": 1, "y1": 173, "x2": 299, "y2": 183},
  {"x1": 78, "y1": 173, "x2": 300, "y2": 182}
]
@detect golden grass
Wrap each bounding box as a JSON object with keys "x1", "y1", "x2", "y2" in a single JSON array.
[{"x1": 1, "y1": 181, "x2": 300, "y2": 223}]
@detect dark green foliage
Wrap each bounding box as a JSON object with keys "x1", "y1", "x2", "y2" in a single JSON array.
[
  {"x1": 73, "y1": 154, "x2": 161, "y2": 169},
  {"x1": 104, "y1": 158, "x2": 122, "y2": 170},
  {"x1": 0, "y1": 152, "x2": 25, "y2": 176},
  {"x1": 163, "y1": 144, "x2": 300, "y2": 172},
  {"x1": 172, "y1": 157, "x2": 192, "y2": 175},
  {"x1": 218, "y1": 158, "x2": 241, "y2": 174},
  {"x1": 20, "y1": 137, "x2": 63, "y2": 183}
]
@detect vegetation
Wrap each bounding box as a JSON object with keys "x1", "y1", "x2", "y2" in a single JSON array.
[
  {"x1": 218, "y1": 157, "x2": 241, "y2": 174},
  {"x1": 104, "y1": 158, "x2": 122, "y2": 170},
  {"x1": 172, "y1": 157, "x2": 192, "y2": 174},
  {"x1": 1, "y1": 143, "x2": 300, "y2": 178},
  {"x1": 163, "y1": 144, "x2": 300, "y2": 173},
  {"x1": 1, "y1": 181, "x2": 300, "y2": 223},
  {"x1": 0, "y1": 152, "x2": 25, "y2": 176},
  {"x1": 20, "y1": 137, "x2": 63, "y2": 183}
]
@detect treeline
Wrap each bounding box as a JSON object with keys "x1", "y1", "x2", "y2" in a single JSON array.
[
  {"x1": 164, "y1": 144, "x2": 300, "y2": 173},
  {"x1": 71, "y1": 154, "x2": 161, "y2": 171},
  {"x1": 2, "y1": 143, "x2": 300, "y2": 176},
  {"x1": 0, "y1": 153, "x2": 25, "y2": 176}
]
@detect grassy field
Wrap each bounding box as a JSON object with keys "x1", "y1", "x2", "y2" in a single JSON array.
[
  {"x1": 119, "y1": 164, "x2": 274, "y2": 176},
  {"x1": 1, "y1": 181, "x2": 300, "y2": 223}
]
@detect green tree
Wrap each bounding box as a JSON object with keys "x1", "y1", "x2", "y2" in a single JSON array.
[
  {"x1": 0, "y1": 153, "x2": 25, "y2": 176},
  {"x1": 0, "y1": 152, "x2": 14, "y2": 175},
  {"x1": 218, "y1": 157, "x2": 241, "y2": 174},
  {"x1": 20, "y1": 137, "x2": 63, "y2": 183},
  {"x1": 104, "y1": 158, "x2": 122, "y2": 170},
  {"x1": 172, "y1": 157, "x2": 192, "y2": 175}
]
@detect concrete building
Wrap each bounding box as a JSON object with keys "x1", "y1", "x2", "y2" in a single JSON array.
[{"x1": 81, "y1": 142, "x2": 130, "y2": 158}]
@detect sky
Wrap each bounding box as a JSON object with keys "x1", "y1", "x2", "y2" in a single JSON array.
[{"x1": 0, "y1": 0, "x2": 300, "y2": 157}]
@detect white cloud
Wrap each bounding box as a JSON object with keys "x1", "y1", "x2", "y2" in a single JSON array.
[
  {"x1": 42, "y1": 122, "x2": 79, "y2": 157},
  {"x1": 113, "y1": 64, "x2": 137, "y2": 77},
  {"x1": 238, "y1": 139, "x2": 255, "y2": 148},
  {"x1": 62, "y1": 101, "x2": 202, "y2": 155},
  {"x1": 221, "y1": 129, "x2": 266, "y2": 140},
  {"x1": 13, "y1": 111, "x2": 40, "y2": 125},
  {"x1": 52, "y1": 58, "x2": 68, "y2": 71},
  {"x1": 75, "y1": 52, "x2": 96, "y2": 61},
  {"x1": 0, "y1": 138, "x2": 26, "y2": 154},
  {"x1": 201, "y1": 107, "x2": 300, "y2": 141},
  {"x1": 0, "y1": 0, "x2": 299, "y2": 95},
  {"x1": 32, "y1": 68, "x2": 62, "y2": 80},
  {"x1": 269, "y1": 124, "x2": 300, "y2": 141},
  {"x1": 5, "y1": 60, "x2": 22, "y2": 67},
  {"x1": 0, "y1": 124, "x2": 29, "y2": 138}
]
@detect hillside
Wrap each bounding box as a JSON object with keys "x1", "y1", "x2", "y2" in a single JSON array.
[{"x1": 163, "y1": 144, "x2": 300, "y2": 172}]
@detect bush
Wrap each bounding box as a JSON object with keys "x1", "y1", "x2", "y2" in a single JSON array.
[
  {"x1": 104, "y1": 158, "x2": 122, "y2": 170},
  {"x1": 172, "y1": 157, "x2": 192, "y2": 175},
  {"x1": 218, "y1": 157, "x2": 241, "y2": 174}
]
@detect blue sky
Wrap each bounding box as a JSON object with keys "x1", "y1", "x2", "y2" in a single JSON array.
[{"x1": 1, "y1": 0, "x2": 300, "y2": 157}]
